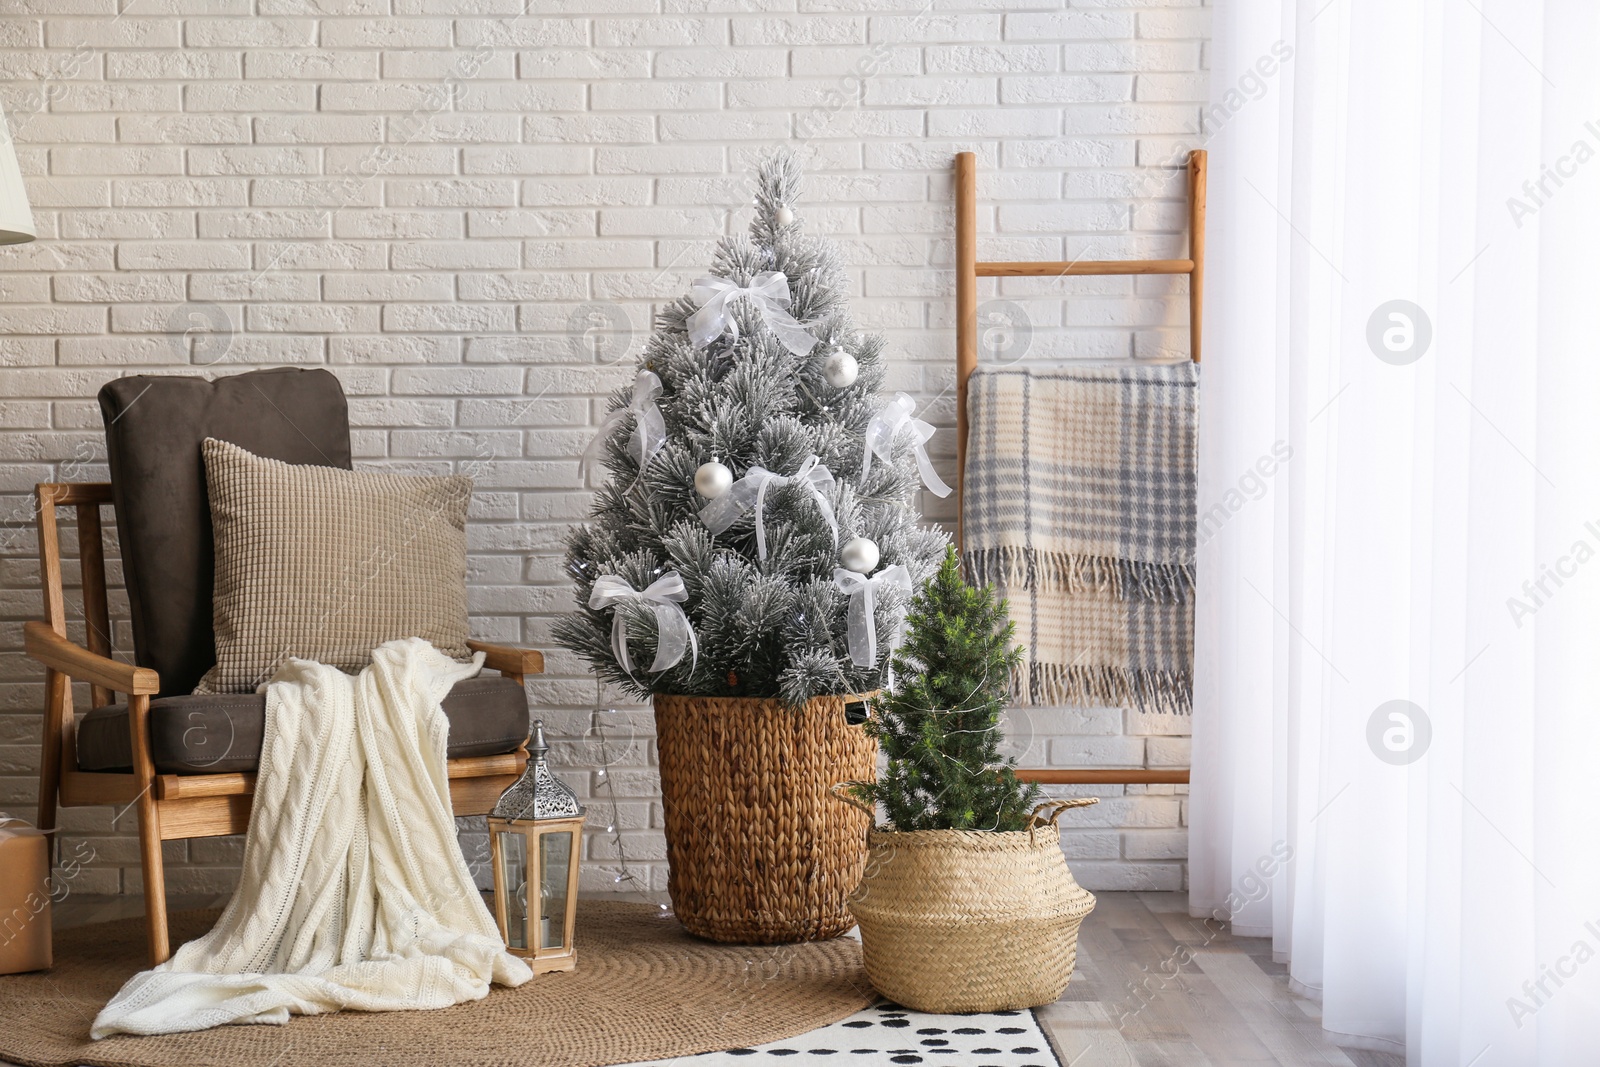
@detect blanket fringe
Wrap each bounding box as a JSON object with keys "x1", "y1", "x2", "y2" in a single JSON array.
[
  {"x1": 1012, "y1": 662, "x2": 1192, "y2": 715},
  {"x1": 962, "y1": 547, "x2": 1193, "y2": 603}
]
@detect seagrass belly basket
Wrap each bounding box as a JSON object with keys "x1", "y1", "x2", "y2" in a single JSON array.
[
  {"x1": 653, "y1": 692, "x2": 877, "y2": 944},
  {"x1": 842, "y1": 797, "x2": 1099, "y2": 1013}
]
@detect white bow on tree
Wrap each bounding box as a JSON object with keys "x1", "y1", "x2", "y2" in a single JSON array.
[
  {"x1": 587, "y1": 572, "x2": 698, "y2": 679},
  {"x1": 861, "y1": 392, "x2": 952, "y2": 498},
  {"x1": 584, "y1": 370, "x2": 667, "y2": 482},
  {"x1": 688, "y1": 271, "x2": 819, "y2": 356},
  {"x1": 698, "y1": 454, "x2": 838, "y2": 561},
  {"x1": 833, "y1": 564, "x2": 914, "y2": 669}
]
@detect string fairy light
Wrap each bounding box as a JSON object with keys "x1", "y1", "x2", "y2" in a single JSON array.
[{"x1": 589, "y1": 681, "x2": 667, "y2": 914}]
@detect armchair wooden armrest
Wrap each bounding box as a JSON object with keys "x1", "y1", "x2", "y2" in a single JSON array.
[
  {"x1": 28, "y1": 623, "x2": 537, "y2": 693},
  {"x1": 467, "y1": 640, "x2": 544, "y2": 680},
  {"x1": 25, "y1": 620, "x2": 160, "y2": 695}
]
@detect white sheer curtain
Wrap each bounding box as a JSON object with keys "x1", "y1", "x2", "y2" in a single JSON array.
[{"x1": 1192, "y1": 0, "x2": 1600, "y2": 1061}]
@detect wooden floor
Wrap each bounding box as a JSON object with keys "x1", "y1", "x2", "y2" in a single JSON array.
[
  {"x1": 29, "y1": 891, "x2": 1401, "y2": 1067},
  {"x1": 1042, "y1": 892, "x2": 1403, "y2": 1067}
]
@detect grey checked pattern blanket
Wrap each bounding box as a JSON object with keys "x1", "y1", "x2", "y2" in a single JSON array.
[{"x1": 961, "y1": 363, "x2": 1197, "y2": 714}]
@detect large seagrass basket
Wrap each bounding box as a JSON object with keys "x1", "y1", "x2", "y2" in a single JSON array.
[
  {"x1": 839, "y1": 795, "x2": 1099, "y2": 1013},
  {"x1": 653, "y1": 692, "x2": 878, "y2": 944}
]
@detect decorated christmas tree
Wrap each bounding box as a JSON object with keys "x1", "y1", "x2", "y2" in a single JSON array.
[
  {"x1": 556, "y1": 150, "x2": 949, "y2": 706},
  {"x1": 850, "y1": 548, "x2": 1042, "y2": 832}
]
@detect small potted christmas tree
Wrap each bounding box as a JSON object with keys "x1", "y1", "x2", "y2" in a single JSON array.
[
  {"x1": 556, "y1": 150, "x2": 947, "y2": 943},
  {"x1": 839, "y1": 548, "x2": 1099, "y2": 1012}
]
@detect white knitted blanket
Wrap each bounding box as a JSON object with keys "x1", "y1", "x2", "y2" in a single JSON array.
[{"x1": 91, "y1": 638, "x2": 533, "y2": 1039}]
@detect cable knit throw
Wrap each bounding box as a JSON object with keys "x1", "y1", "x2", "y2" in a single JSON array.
[{"x1": 91, "y1": 638, "x2": 532, "y2": 1038}]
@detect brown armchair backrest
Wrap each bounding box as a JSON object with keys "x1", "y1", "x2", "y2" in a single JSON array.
[{"x1": 97, "y1": 368, "x2": 353, "y2": 697}]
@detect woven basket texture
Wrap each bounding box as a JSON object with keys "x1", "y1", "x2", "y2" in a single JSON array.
[
  {"x1": 654, "y1": 692, "x2": 877, "y2": 944},
  {"x1": 848, "y1": 818, "x2": 1097, "y2": 1013}
]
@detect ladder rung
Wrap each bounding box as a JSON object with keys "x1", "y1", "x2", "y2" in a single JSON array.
[
  {"x1": 977, "y1": 258, "x2": 1195, "y2": 278},
  {"x1": 1016, "y1": 768, "x2": 1191, "y2": 785}
]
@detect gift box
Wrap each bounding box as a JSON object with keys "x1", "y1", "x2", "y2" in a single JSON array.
[{"x1": 0, "y1": 817, "x2": 52, "y2": 974}]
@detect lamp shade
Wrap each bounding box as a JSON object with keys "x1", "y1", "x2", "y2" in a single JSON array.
[{"x1": 0, "y1": 102, "x2": 35, "y2": 245}]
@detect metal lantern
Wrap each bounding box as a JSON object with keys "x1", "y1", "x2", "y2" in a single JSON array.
[{"x1": 488, "y1": 720, "x2": 585, "y2": 973}]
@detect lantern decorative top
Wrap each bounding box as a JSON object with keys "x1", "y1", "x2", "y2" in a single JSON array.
[{"x1": 492, "y1": 721, "x2": 584, "y2": 821}]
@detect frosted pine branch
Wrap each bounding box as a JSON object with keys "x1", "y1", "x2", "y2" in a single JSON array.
[{"x1": 558, "y1": 148, "x2": 948, "y2": 706}]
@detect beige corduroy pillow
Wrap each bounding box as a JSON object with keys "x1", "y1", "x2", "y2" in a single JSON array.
[{"x1": 196, "y1": 437, "x2": 473, "y2": 694}]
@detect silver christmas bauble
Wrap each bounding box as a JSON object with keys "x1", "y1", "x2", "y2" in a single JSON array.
[
  {"x1": 840, "y1": 536, "x2": 880, "y2": 574},
  {"x1": 822, "y1": 349, "x2": 859, "y2": 388},
  {"x1": 695, "y1": 459, "x2": 733, "y2": 499},
  {"x1": 776, "y1": 205, "x2": 795, "y2": 226}
]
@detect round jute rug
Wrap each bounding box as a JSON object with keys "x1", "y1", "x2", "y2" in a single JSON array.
[{"x1": 0, "y1": 900, "x2": 875, "y2": 1067}]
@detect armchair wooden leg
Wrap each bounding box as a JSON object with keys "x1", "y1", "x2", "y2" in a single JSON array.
[
  {"x1": 36, "y1": 668, "x2": 65, "y2": 835},
  {"x1": 136, "y1": 788, "x2": 170, "y2": 966},
  {"x1": 127, "y1": 693, "x2": 170, "y2": 966}
]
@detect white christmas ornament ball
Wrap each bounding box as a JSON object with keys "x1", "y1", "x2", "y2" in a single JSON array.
[
  {"x1": 840, "y1": 536, "x2": 880, "y2": 574},
  {"x1": 695, "y1": 459, "x2": 733, "y2": 499},
  {"x1": 776, "y1": 204, "x2": 795, "y2": 226},
  {"x1": 822, "y1": 349, "x2": 859, "y2": 388}
]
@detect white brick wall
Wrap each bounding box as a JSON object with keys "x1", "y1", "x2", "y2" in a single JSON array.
[{"x1": 0, "y1": 0, "x2": 1207, "y2": 900}]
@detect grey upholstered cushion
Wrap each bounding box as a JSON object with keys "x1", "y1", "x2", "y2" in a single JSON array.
[
  {"x1": 76, "y1": 675, "x2": 530, "y2": 775},
  {"x1": 99, "y1": 369, "x2": 353, "y2": 697},
  {"x1": 197, "y1": 437, "x2": 473, "y2": 694}
]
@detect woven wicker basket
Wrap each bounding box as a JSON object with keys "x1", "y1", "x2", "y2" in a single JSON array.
[
  {"x1": 837, "y1": 795, "x2": 1099, "y2": 1013},
  {"x1": 654, "y1": 692, "x2": 878, "y2": 944}
]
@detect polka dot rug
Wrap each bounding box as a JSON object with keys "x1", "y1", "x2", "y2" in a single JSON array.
[{"x1": 617, "y1": 1000, "x2": 1059, "y2": 1067}]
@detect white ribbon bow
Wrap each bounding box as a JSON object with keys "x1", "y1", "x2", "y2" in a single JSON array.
[
  {"x1": 584, "y1": 370, "x2": 667, "y2": 482},
  {"x1": 833, "y1": 564, "x2": 914, "y2": 670},
  {"x1": 587, "y1": 572, "x2": 699, "y2": 679},
  {"x1": 688, "y1": 271, "x2": 819, "y2": 356},
  {"x1": 698, "y1": 454, "x2": 838, "y2": 561},
  {"x1": 861, "y1": 392, "x2": 952, "y2": 498}
]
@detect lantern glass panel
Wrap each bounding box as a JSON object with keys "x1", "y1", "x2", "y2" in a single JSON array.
[
  {"x1": 497, "y1": 830, "x2": 529, "y2": 951},
  {"x1": 540, "y1": 830, "x2": 573, "y2": 950}
]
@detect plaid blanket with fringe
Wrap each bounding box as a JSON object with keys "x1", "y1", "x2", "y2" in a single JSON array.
[{"x1": 961, "y1": 363, "x2": 1197, "y2": 714}]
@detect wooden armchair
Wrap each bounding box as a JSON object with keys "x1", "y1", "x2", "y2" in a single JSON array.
[{"x1": 29, "y1": 368, "x2": 543, "y2": 966}]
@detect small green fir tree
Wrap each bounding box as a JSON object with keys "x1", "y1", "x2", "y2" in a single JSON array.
[{"x1": 852, "y1": 548, "x2": 1042, "y2": 832}]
